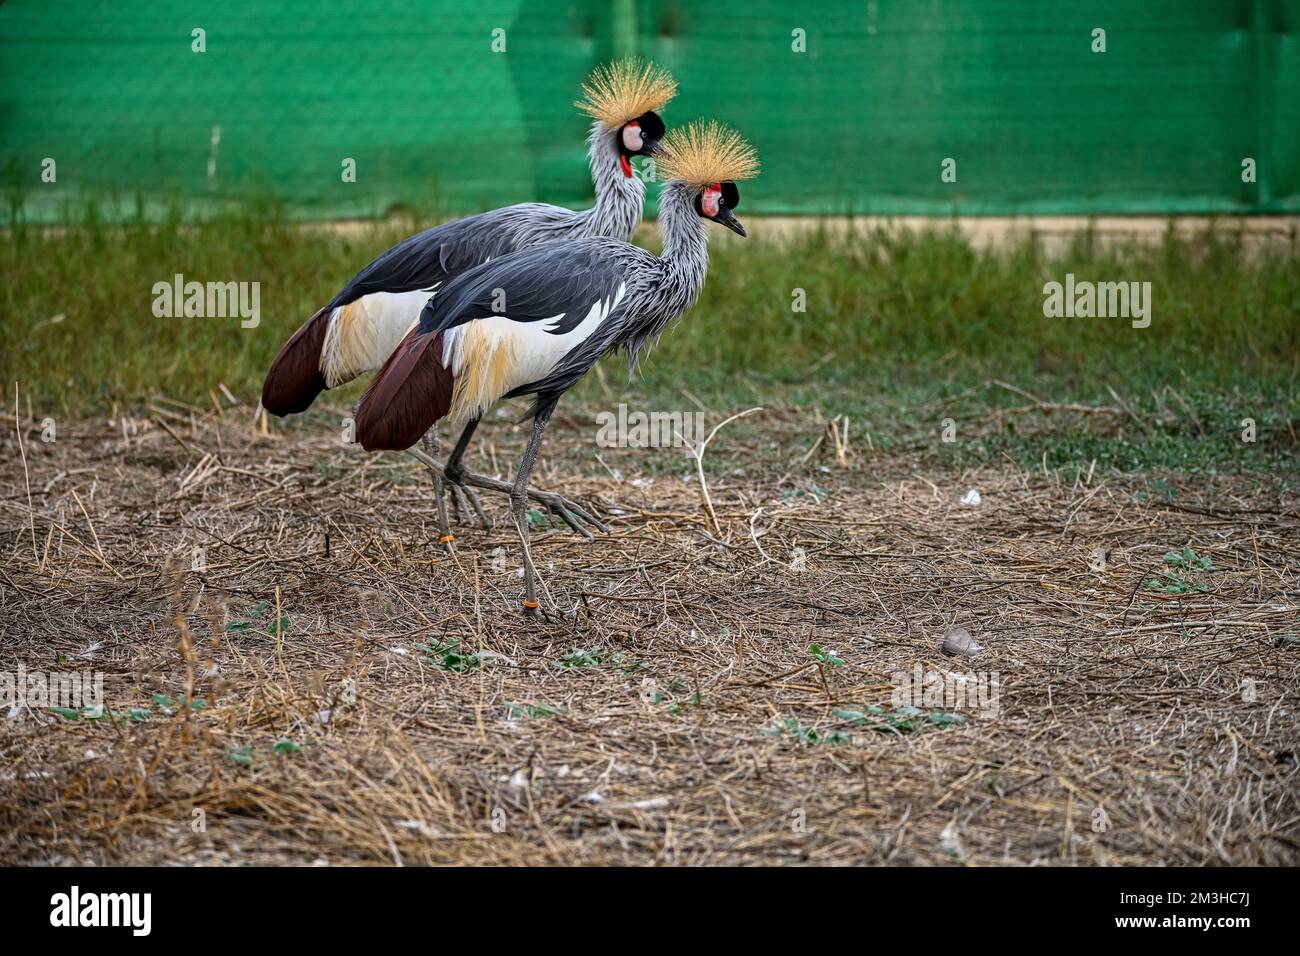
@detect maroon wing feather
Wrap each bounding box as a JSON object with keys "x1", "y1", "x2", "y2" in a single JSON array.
[
  {"x1": 260, "y1": 307, "x2": 331, "y2": 416},
  {"x1": 353, "y1": 329, "x2": 453, "y2": 451}
]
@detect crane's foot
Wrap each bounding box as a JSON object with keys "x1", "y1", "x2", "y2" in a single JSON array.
[
  {"x1": 404, "y1": 447, "x2": 605, "y2": 540},
  {"x1": 522, "y1": 486, "x2": 608, "y2": 540},
  {"x1": 453, "y1": 467, "x2": 606, "y2": 538}
]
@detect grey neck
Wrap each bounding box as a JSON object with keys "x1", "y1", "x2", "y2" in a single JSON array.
[
  {"x1": 578, "y1": 122, "x2": 645, "y2": 240},
  {"x1": 656, "y1": 180, "x2": 709, "y2": 305},
  {"x1": 612, "y1": 180, "x2": 711, "y2": 378}
]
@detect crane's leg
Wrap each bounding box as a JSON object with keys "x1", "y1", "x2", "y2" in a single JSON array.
[
  {"x1": 439, "y1": 414, "x2": 599, "y2": 536},
  {"x1": 404, "y1": 415, "x2": 607, "y2": 538},
  {"x1": 511, "y1": 398, "x2": 557, "y2": 618},
  {"x1": 454, "y1": 412, "x2": 605, "y2": 536},
  {"x1": 442, "y1": 417, "x2": 491, "y2": 529},
  {"x1": 419, "y1": 419, "x2": 489, "y2": 542},
  {"x1": 420, "y1": 428, "x2": 456, "y2": 552}
]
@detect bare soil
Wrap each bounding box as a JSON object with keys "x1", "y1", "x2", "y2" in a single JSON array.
[{"x1": 2, "y1": 399, "x2": 1297, "y2": 865}]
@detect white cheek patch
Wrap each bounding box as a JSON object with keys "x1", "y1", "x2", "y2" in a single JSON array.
[
  {"x1": 701, "y1": 185, "x2": 722, "y2": 218},
  {"x1": 621, "y1": 123, "x2": 642, "y2": 151}
]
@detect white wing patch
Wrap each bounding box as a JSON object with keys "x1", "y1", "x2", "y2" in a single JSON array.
[
  {"x1": 321, "y1": 288, "x2": 434, "y2": 387},
  {"x1": 442, "y1": 282, "x2": 627, "y2": 425}
]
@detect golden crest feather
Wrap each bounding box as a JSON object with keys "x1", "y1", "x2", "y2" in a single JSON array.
[
  {"x1": 658, "y1": 120, "x2": 760, "y2": 186},
  {"x1": 575, "y1": 57, "x2": 677, "y2": 126}
]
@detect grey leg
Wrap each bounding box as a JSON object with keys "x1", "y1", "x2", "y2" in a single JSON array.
[
  {"x1": 445, "y1": 415, "x2": 600, "y2": 535},
  {"x1": 403, "y1": 407, "x2": 606, "y2": 538},
  {"x1": 420, "y1": 428, "x2": 456, "y2": 552},
  {"x1": 444, "y1": 416, "x2": 480, "y2": 484},
  {"x1": 511, "y1": 399, "x2": 557, "y2": 618},
  {"x1": 444, "y1": 417, "x2": 491, "y2": 528}
]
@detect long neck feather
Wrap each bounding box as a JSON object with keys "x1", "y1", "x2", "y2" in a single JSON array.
[
  {"x1": 618, "y1": 181, "x2": 710, "y2": 375},
  {"x1": 657, "y1": 181, "x2": 709, "y2": 298},
  {"x1": 580, "y1": 122, "x2": 644, "y2": 239}
]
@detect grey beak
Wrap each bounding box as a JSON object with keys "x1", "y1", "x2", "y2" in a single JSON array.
[{"x1": 715, "y1": 206, "x2": 747, "y2": 238}]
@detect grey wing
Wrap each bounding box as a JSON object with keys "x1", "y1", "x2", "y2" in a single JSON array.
[
  {"x1": 414, "y1": 240, "x2": 644, "y2": 402},
  {"x1": 326, "y1": 204, "x2": 571, "y2": 310},
  {"x1": 414, "y1": 240, "x2": 634, "y2": 337}
]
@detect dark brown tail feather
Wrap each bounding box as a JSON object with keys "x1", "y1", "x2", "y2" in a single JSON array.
[
  {"x1": 354, "y1": 329, "x2": 453, "y2": 451},
  {"x1": 261, "y1": 306, "x2": 331, "y2": 416}
]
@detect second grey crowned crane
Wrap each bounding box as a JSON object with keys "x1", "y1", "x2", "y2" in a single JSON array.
[{"x1": 354, "y1": 121, "x2": 760, "y2": 616}]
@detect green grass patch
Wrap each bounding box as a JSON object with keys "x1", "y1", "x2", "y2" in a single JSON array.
[{"x1": 4, "y1": 206, "x2": 1296, "y2": 475}]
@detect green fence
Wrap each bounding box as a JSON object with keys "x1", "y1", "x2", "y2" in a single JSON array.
[{"x1": 2, "y1": 1, "x2": 1296, "y2": 220}]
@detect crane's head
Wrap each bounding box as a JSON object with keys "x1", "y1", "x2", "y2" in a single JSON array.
[
  {"x1": 576, "y1": 58, "x2": 676, "y2": 177},
  {"x1": 659, "y1": 120, "x2": 761, "y2": 237},
  {"x1": 619, "y1": 110, "x2": 666, "y2": 160},
  {"x1": 696, "y1": 181, "x2": 745, "y2": 236}
]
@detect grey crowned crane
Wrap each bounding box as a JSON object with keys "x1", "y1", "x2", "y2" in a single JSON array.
[
  {"x1": 353, "y1": 121, "x2": 760, "y2": 616},
  {"x1": 259, "y1": 58, "x2": 676, "y2": 542}
]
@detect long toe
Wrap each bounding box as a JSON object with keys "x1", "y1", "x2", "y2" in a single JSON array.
[
  {"x1": 462, "y1": 485, "x2": 493, "y2": 529},
  {"x1": 530, "y1": 489, "x2": 608, "y2": 536}
]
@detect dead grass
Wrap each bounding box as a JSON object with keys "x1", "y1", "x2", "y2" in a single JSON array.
[{"x1": 1, "y1": 392, "x2": 1298, "y2": 866}]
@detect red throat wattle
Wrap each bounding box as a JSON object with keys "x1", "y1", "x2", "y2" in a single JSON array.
[{"x1": 620, "y1": 155, "x2": 633, "y2": 178}]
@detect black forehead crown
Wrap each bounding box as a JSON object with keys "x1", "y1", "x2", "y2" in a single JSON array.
[
  {"x1": 633, "y1": 110, "x2": 665, "y2": 139},
  {"x1": 721, "y1": 181, "x2": 740, "y2": 209}
]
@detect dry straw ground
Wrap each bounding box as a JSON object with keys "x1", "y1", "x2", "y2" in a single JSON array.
[{"x1": 2, "y1": 391, "x2": 1298, "y2": 866}]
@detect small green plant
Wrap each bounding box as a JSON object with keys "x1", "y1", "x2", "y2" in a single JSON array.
[
  {"x1": 1144, "y1": 547, "x2": 1218, "y2": 594},
  {"x1": 556, "y1": 648, "x2": 604, "y2": 669},
  {"x1": 152, "y1": 693, "x2": 206, "y2": 715},
  {"x1": 50, "y1": 705, "x2": 97, "y2": 720},
  {"x1": 763, "y1": 716, "x2": 850, "y2": 745},
  {"x1": 833, "y1": 704, "x2": 966, "y2": 734},
  {"x1": 504, "y1": 701, "x2": 561, "y2": 719},
  {"x1": 1143, "y1": 573, "x2": 1201, "y2": 594},
  {"x1": 415, "y1": 639, "x2": 482, "y2": 672},
  {"x1": 226, "y1": 740, "x2": 305, "y2": 764},
  {"x1": 225, "y1": 600, "x2": 288, "y2": 635},
  {"x1": 1163, "y1": 546, "x2": 1216, "y2": 572},
  {"x1": 809, "y1": 643, "x2": 844, "y2": 667}
]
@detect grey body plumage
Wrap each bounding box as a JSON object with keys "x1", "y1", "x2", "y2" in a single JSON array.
[{"x1": 411, "y1": 179, "x2": 709, "y2": 408}]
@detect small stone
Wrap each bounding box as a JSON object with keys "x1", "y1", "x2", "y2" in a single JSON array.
[
  {"x1": 960, "y1": 489, "x2": 982, "y2": 506},
  {"x1": 941, "y1": 626, "x2": 983, "y2": 657}
]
